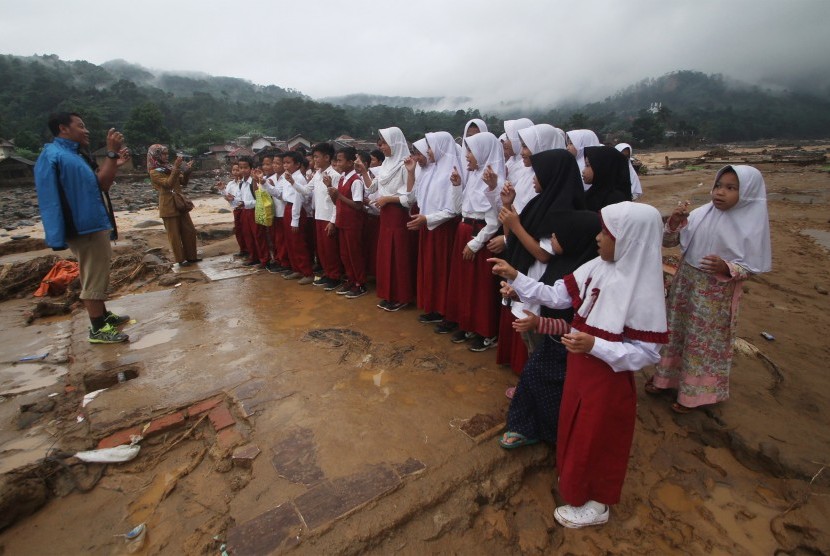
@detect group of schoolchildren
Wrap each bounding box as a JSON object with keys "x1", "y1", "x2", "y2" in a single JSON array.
[{"x1": 220, "y1": 118, "x2": 771, "y2": 529}]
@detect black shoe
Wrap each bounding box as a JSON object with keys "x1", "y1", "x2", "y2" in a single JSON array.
[
  {"x1": 435, "y1": 321, "x2": 459, "y2": 334},
  {"x1": 312, "y1": 276, "x2": 329, "y2": 287},
  {"x1": 178, "y1": 260, "x2": 191, "y2": 267},
  {"x1": 335, "y1": 282, "x2": 353, "y2": 295},
  {"x1": 104, "y1": 311, "x2": 130, "y2": 327},
  {"x1": 187, "y1": 258, "x2": 203, "y2": 263},
  {"x1": 451, "y1": 330, "x2": 474, "y2": 343},
  {"x1": 384, "y1": 302, "x2": 408, "y2": 312},
  {"x1": 418, "y1": 311, "x2": 443, "y2": 324},
  {"x1": 345, "y1": 285, "x2": 368, "y2": 299},
  {"x1": 243, "y1": 260, "x2": 259, "y2": 266},
  {"x1": 324, "y1": 278, "x2": 342, "y2": 291},
  {"x1": 265, "y1": 262, "x2": 280, "y2": 273},
  {"x1": 469, "y1": 335, "x2": 498, "y2": 352},
  {"x1": 234, "y1": 251, "x2": 249, "y2": 258},
  {"x1": 377, "y1": 299, "x2": 391, "y2": 310}
]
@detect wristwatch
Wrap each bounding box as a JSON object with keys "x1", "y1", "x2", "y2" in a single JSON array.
[{"x1": 106, "y1": 150, "x2": 119, "y2": 159}]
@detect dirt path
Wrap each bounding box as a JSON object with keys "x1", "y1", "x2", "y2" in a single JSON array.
[{"x1": 0, "y1": 154, "x2": 828, "y2": 554}]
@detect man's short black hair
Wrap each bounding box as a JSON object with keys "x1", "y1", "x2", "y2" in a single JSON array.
[
  {"x1": 357, "y1": 151, "x2": 371, "y2": 167},
  {"x1": 282, "y1": 151, "x2": 304, "y2": 166},
  {"x1": 48, "y1": 112, "x2": 82, "y2": 136},
  {"x1": 336, "y1": 146, "x2": 357, "y2": 162},
  {"x1": 370, "y1": 149, "x2": 385, "y2": 163},
  {"x1": 238, "y1": 155, "x2": 254, "y2": 167},
  {"x1": 311, "y1": 142, "x2": 335, "y2": 159}
]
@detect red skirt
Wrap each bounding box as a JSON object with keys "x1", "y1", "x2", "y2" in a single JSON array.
[
  {"x1": 556, "y1": 353, "x2": 636, "y2": 506},
  {"x1": 375, "y1": 204, "x2": 417, "y2": 303},
  {"x1": 495, "y1": 306, "x2": 528, "y2": 375},
  {"x1": 417, "y1": 217, "x2": 459, "y2": 315},
  {"x1": 364, "y1": 214, "x2": 380, "y2": 277},
  {"x1": 443, "y1": 221, "x2": 500, "y2": 337}
]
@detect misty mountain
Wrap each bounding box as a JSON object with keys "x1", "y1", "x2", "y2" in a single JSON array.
[{"x1": 322, "y1": 93, "x2": 473, "y2": 112}]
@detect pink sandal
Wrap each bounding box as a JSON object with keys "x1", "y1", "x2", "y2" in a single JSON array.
[{"x1": 505, "y1": 387, "x2": 516, "y2": 400}]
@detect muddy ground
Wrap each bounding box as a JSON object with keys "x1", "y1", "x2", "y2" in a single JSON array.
[{"x1": 0, "y1": 147, "x2": 829, "y2": 555}]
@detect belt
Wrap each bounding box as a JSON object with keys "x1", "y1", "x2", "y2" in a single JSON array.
[{"x1": 462, "y1": 217, "x2": 485, "y2": 226}]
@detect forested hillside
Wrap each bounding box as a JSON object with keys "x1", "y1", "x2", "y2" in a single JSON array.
[{"x1": 1, "y1": 55, "x2": 828, "y2": 159}]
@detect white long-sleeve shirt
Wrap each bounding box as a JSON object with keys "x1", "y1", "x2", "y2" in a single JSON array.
[
  {"x1": 367, "y1": 165, "x2": 412, "y2": 209},
  {"x1": 281, "y1": 170, "x2": 310, "y2": 227},
  {"x1": 237, "y1": 177, "x2": 256, "y2": 209},
  {"x1": 310, "y1": 166, "x2": 340, "y2": 223},
  {"x1": 510, "y1": 272, "x2": 661, "y2": 372},
  {"x1": 225, "y1": 179, "x2": 242, "y2": 209},
  {"x1": 260, "y1": 174, "x2": 286, "y2": 217}
]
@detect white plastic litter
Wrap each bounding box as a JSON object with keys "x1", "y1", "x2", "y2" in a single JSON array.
[
  {"x1": 81, "y1": 388, "x2": 107, "y2": 407},
  {"x1": 74, "y1": 444, "x2": 140, "y2": 463}
]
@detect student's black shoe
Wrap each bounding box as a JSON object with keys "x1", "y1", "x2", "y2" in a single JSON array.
[
  {"x1": 434, "y1": 321, "x2": 459, "y2": 334},
  {"x1": 323, "y1": 279, "x2": 342, "y2": 291},
  {"x1": 418, "y1": 312, "x2": 443, "y2": 324},
  {"x1": 469, "y1": 335, "x2": 498, "y2": 352},
  {"x1": 312, "y1": 276, "x2": 329, "y2": 287},
  {"x1": 187, "y1": 258, "x2": 203, "y2": 263},
  {"x1": 178, "y1": 260, "x2": 191, "y2": 267},
  {"x1": 335, "y1": 282, "x2": 353, "y2": 295},
  {"x1": 383, "y1": 302, "x2": 408, "y2": 312},
  {"x1": 451, "y1": 330, "x2": 474, "y2": 343},
  {"x1": 377, "y1": 299, "x2": 391, "y2": 310},
  {"x1": 243, "y1": 260, "x2": 259, "y2": 266},
  {"x1": 345, "y1": 285, "x2": 368, "y2": 299}
]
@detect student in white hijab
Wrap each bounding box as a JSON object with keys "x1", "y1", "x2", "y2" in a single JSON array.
[
  {"x1": 407, "y1": 131, "x2": 464, "y2": 324},
  {"x1": 502, "y1": 118, "x2": 536, "y2": 214},
  {"x1": 357, "y1": 126, "x2": 417, "y2": 312},
  {"x1": 462, "y1": 118, "x2": 488, "y2": 147},
  {"x1": 565, "y1": 129, "x2": 602, "y2": 189},
  {"x1": 439, "y1": 132, "x2": 505, "y2": 353},
  {"x1": 614, "y1": 143, "x2": 643, "y2": 200},
  {"x1": 650, "y1": 165, "x2": 771, "y2": 412},
  {"x1": 490, "y1": 201, "x2": 668, "y2": 528}
]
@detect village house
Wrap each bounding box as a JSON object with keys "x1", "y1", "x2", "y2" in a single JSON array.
[{"x1": 0, "y1": 139, "x2": 35, "y2": 185}]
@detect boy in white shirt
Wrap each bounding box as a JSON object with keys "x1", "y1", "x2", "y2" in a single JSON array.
[{"x1": 309, "y1": 143, "x2": 342, "y2": 289}]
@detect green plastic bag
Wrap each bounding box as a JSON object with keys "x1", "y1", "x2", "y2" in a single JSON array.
[{"x1": 254, "y1": 189, "x2": 274, "y2": 226}]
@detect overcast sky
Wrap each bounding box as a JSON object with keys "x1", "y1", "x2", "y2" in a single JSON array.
[{"x1": 2, "y1": 0, "x2": 828, "y2": 110}]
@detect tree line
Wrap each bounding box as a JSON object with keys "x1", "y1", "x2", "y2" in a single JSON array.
[{"x1": 1, "y1": 55, "x2": 828, "y2": 161}]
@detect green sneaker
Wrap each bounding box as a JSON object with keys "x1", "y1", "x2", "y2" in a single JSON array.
[
  {"x1": 89, "y1": 323, "x2": 129, "y2": 344},
  {"x1": 104, "y1": 311, "x2": 130, "y2": 326}
]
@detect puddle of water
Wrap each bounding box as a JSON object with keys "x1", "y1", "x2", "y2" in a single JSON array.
[
  {"x1": 707, "y1": 483, "x2": 778, "y2": 553},
  {"x1": 129, "y1": 329, "x2": 179, "y2": 350},
  {"x1": 802, "y1": 229, "x2": 830, "y2": 251},
  {"x1": 0, "y1": 363, "x2": 67, "y2": 396}
]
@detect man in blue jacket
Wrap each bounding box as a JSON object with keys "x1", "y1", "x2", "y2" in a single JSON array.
[{"x1": 35, "y1": 112, "x2": 131, "y2": 343}]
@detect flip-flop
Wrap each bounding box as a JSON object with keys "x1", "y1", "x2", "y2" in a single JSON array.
[
  {"x1": 499, "y1": 431, "x2": 539, "y2": 449},
  {"x1": 505, "y1": 387, "x2": 516, "y2": 399},
  {"x1": 644, "y1": 376, "x2": 663, "y2": 395},
  {"x1": 671, "y1": 402, "x2": 694, "y2": 414}
]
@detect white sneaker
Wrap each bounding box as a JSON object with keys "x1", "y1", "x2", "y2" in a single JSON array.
[{"x1": 554, "y1": 501, "x2": 609, "y2": 528}]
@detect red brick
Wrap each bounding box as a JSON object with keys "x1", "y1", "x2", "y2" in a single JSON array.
[
  {"x1": 217, "y1": 426, "x2": 244, "y2": 451},
  {"x1": 144, "y1": 411, "x2": 185, "y2": 437},
  {"x1": 97, "y1": 426, "x2": 142, "y2": 449},
  {"x1": 208, "y1": 404, "x2": 235, "y2": 431},
  {"x1": 187, "y1": 395, "x2": 224, "y2": 418}
]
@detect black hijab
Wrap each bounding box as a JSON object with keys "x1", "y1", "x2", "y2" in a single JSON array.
[
  {"x1": 539, "y1": 210, "x2": 601, "y2": 319},
  {"x1": 504, "y1": 149, "x2": 586, "y2": 274},
  {"x1": 583, "y1": 145, "x2": 632, "y2": 212}
]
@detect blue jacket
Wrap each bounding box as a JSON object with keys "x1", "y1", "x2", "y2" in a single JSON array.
[{"x1": 35, "y1": 137, "x2": 112, "y2": 250}]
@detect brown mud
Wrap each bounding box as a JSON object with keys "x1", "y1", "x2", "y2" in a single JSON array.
[{"x1": 0, "y1": 149, "x2": 829, "y2": 554}]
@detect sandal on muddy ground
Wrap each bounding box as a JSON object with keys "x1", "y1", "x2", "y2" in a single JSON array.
[
  {"x1": 498, "y1": 431, "x2": 539, "y2": 450},
  {"x1": 644, "y1": 376, "x2": 664, "y2": 395},
  {"x1": 671, "y1": 402, "x2": 694, "y2": 414}
]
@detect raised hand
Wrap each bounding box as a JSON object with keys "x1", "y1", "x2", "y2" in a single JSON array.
[
  {"x1": 500, "y1": 181, "x2": 516, "y2": 206},
  {"x1": 450, "y1": 166, "x2": 462, "y2": 186},
  {"x1": 482, "y1": 164, "x2": 498, "y2": 190}
]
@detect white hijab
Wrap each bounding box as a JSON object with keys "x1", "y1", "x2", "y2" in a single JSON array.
[
  {"x1": 462, "y1": 118, "x2": 488, "y2": 148},
  {"x1": 376, "y1": 127, "x2": 409, "y2": 191},
  {"x1": 681, "y1": 165, "x2": 771, "y2": 274},
  {"x1": 566, "y1": 128, "x2": 601, "y2": 175},
  {"x1": 463, "y1": 132, "x2": 505, "y2": 214},
  {"x1": 518, "y1": 124, "x2": 567, "y2": 155},
  {"x1": 504, "y1": 118, "x2": 534, "y2": 159},
  {"x1": 567, "y1": 202, "x2": 668, "y2": 343},
  {"x1": 423, "y1": 131, "x2": 463, "y2": 216},
  {"x1": 411, "y1": 137, "x2": 435, "y2": 207},
  {"x1": 615, "y1": 143, "x2": 643, "y2": 199}
]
